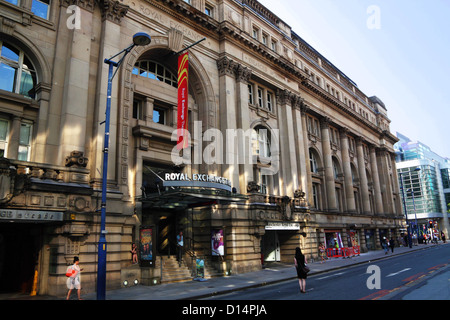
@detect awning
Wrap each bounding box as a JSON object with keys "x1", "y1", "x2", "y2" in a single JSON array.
[{"x1": 138, "y1": 187, "x2": 248, "y2": 210}]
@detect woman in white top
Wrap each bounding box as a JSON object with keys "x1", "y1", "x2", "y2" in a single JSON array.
[{"x1": 66, "y1": 256, "x2": 83, "y2": 300}]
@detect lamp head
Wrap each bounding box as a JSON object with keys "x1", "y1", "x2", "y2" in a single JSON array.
[{"x1": 133, "y1": 33, "x2": 152, "y2": 46}]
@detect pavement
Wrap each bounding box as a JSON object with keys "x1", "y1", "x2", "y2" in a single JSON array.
[
  {"x1": 2, "y1": 242, "x2": 446, "y2": 301},
  {"x1": 74, "y1": 241, "x2": 448, "y2": 301}
]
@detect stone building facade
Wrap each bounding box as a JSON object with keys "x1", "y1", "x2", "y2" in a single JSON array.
[{"x1": 0, "y1": 0, "x2": 402, "y2": 297}]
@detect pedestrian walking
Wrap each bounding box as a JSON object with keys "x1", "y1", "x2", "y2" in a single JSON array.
[
  {"x1": 176, "y1": 231, "x2": 184, "y2": 266},
  {"x1": 318, "y1": 243, "x2": 326, "y2": 263},
  {"x1": 389, "y1": 237, "x2": 395, "y2": 253},
  {"x1": 441, "y1": 231, "x2": 446, "y2": 243},
  {"x1": 294, "y1": 247, "x2": 308, "y2": 293},
  {"x1": 66, "y1": 256, "x2": 83, "y2": 300},
  {"x1": 381, "y1": 237, "x2": 388, "y2": 254}
]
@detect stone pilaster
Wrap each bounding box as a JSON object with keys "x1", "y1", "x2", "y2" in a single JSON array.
[
  {"x1": 217, "y1": 56, "x2": 239, "y2": 191},
  {"x1": 339, "y1": 128, "x2": 356, "y2": 213},
  {"x1": 320, "y1": 117, "x2": 337, "y2": 211},
  {"x1": 369, "y1": 145, "x2": 384, "y2": 214},
  {"x1": 356, "y1": 137, "x2": 371, "y2": 214}
]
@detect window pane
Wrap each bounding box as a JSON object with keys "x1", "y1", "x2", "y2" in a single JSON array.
[
  {"x1": 5, "y1": 0, "x2": 19, "y2": 5},
  {"x1": 0, "y1": 63, "x2": 17, "y2": 92},
  {"x1": 0, "y1": 120, "x2": 8, "y2": 141},
  {"x1": 19, "y1": 69, "x2": 36, "y2": 98},
  {"x1": 31, "y1": 0, "x2": 50, "y2": 19},
  {"x1": 153, "y1": 108, "x2": 165, "y2": 124},
  {"x1": 18, "y1": 146, "x2": 29, "y2": 161},
  {"x1": 1, "y1": 44, "x2": 19, "y2": 62},
  {"x1": 19, "y1": 123, "x2": 31, "y2": 145}
]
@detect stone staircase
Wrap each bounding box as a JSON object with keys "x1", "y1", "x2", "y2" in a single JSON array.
[{"x1": 160, "y1": 256, "x2": 192, "y2": 284}]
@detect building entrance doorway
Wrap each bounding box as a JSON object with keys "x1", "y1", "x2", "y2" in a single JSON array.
[
  {"x1": 0, "y1": 223, "x2": 42, "y2": 294},
  {"x1": 262, "y1": 231, "x2": 280, "y2": 262}
]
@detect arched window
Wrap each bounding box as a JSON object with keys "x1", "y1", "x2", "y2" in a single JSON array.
[
  {"x1": 0, "y1": 42, "x2": 37, "y2": 99},
  {"x1": 133, "y1": 60, "x2": 178, "y2": 88}
]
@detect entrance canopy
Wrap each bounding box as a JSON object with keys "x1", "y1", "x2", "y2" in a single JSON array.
[{"x1": 139, "y1": 187, "x2": 247, "y2": 210}]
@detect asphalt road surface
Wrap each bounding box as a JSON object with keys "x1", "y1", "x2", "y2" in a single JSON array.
[{"x1": 203, "y1": 244, "x2": 450, "y2": 300}]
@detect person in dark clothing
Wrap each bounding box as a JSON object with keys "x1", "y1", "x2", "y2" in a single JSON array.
[
  {"x1": 389, "y1": 237, "x2": 395, "y2": 253},
  {"x1": 294, "y1": 247, "x2": 308, "y2": 293}
]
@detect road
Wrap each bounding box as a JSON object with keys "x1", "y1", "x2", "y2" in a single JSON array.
[{"x1": 203, "y1": 244, "x2": 450, "y2": 300}]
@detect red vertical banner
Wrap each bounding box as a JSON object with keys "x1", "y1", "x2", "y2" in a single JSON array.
[{"x1": 177, "y1": 52, "x2": 189, "y2": 150}]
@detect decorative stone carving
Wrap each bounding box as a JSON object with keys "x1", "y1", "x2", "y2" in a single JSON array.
[
  {"x1": 65, "y1": 151, "x2": 89, "y2": 168},
  {"x1": 247, "y1": 181, "x2": 260, "y2": 193},
  {"x1": 168, "y1": 27, "x2": 184, "y2": 53},
  {"x1": 217, "y1": 56, "x2": 237, "y2": 77}
]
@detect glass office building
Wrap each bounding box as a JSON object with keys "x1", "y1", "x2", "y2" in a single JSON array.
[{"x1": 394, "y1": 133, "x2": 450, "y2": 239}]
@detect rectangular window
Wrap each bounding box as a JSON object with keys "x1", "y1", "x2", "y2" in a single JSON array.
[
  {"x1": 248, "y1": 83, "x2": 254, "y2": 105},
  {"x1": 18, "y1": 122, "x2": 32, "y2": 161},
  {"x1": 153, "y1": 107, "x2": 166, "y2": 125},
  {"x1": 205, "y1": 5, "x2": 212, "y2": 16},
  {"x1": 133, "y1": 100, "x2": 144, "y2": 120},
  {"x1": 0, "y1": 119, "x2": 9, "y2": 158},
  {"x1": 271, "y1": 41, "x2": 277, "y2": 52},
  {"x1": 252, "y1": 28, "x2": 259, "y2": 40},
  {"x1": 262, "y1": 34, "x2": 268, "y2": 46},
  {"x1": 266, "y1": 92, "x2": 273, "y2": 112},
  {"x1": 257, "y1": 87, "x2": 263, "y2": 108},
  {"x1": 31, "y1": 0, "x2": 50, "y2": 20}
]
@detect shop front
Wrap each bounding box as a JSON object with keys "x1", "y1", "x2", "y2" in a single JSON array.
[{"x1": 323, "y1": 229, "x2": 361, "y2": 258}]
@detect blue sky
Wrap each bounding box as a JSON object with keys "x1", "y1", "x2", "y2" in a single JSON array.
[{"x1": 258, "y1": 0, "x2": 450, "y2": 157}]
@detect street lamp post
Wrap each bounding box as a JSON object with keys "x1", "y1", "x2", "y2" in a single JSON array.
[
  {"x1": 398, "y1": 167, "x2": 421, "y2": 249},
  {"x1": 407, "y1": 188, "x2": 419, "y2": 245},
  {"x1": 97, "y1": 33, "x2": 151, "y2": 300}
]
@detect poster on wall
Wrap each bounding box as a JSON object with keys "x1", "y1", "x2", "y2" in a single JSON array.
[
  {"x1": 139, "y1": 227, "x2": 153, "y2": 267},
  {"x1": 211, "y1": 229, "x2": 224, "y2": 256}
]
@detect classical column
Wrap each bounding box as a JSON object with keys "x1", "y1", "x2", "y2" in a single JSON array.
[
  {"x1": 33, "y1": 83, "x2": 51, "y2": 163},
  {"x1": 292, "y1": 97, "x2": 308, "y2": 196},
  {"x1": 339, "y1": 128, "x2": 356, "y2": 213},
  {"x1": 376, "y1": 147, "x2": 395, "y2": 215},
  {"x1": 57, "y1": 1, "x2": 97, "y2": 165},
  {"x1": 92, "y1": 0, "x2": 129, "y2": 188},
  {"x1": 320, "y1": 117, "x2": 337, "y2": 211},
  {"x1": 235, "y1": 64, "x2": 253, "y2": 194},
  {"x1": 369, "y1": 145, "x2": 384, "y2": 214},
  {"x1": 217, "y1": 56, "x2": 239, "y2": 191},
  {"x1": 356, "y1": 137, "x2": 371, "y2": 214},
  {"x1": 276, "y1": 90, "x2": 299, "y2": 197},
  {"x1": 300, "y1": 104, "x2": 313, "y2": 206}
]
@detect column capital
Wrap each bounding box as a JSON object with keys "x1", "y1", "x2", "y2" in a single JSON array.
[
  {"x1": 319, "y1": 116, "x2": 331, "y2": 129},
  {"x1": 235, "y1": 64, "x2": 252, "y2": 83},
  {"x1": 97, "y1": 0, "x2": 129, "y2": 24},
  {"x1": 217, "y1": 56, "x2": 237, "y2": 77}
]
